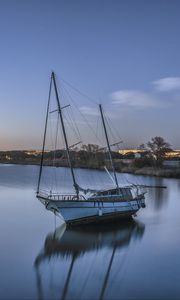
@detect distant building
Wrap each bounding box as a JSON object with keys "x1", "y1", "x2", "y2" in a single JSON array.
[
  {"x1": 119, "y1": 149, "x2": 145, "y2": 159},
  {"x1": 25, "y1": 150, "x2": 49, "y2": 156},
  {"x1": 165, "y1": 150, "x2": 180, "y2": 158},
  {"x1": 119, "y1": 149, "x2": 145, "y2": 155},
  {"x1": 119, "y1": 149, "x2": 180, "y2": 160}
]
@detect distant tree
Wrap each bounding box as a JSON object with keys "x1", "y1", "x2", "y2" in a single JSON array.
[
  {"x1": 81, "y1": 144, "x2": 100, "y2": 153},
  {"x1": 146, "y1": 136, "x2": 172, "y2": 166},
  {"x1": 138, "y1": 144, "x2": 146, "y2": 150}
]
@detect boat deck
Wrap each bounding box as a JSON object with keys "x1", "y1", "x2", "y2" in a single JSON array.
[{"x1": 37, "y1": 193, "x2": 145, "y2": 203}]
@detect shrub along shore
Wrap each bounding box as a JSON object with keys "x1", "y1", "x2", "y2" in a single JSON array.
[
  {"x1": 0, "y1": 152, "x2": 180, "y2": 179},
  {"x1": 117, "y1": 165, "x2": 180, "y2": 179}
]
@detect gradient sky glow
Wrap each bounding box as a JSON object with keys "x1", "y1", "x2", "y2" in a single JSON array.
[{"x1": 1, "y1": 0, "x2": 180, "y2": 150}]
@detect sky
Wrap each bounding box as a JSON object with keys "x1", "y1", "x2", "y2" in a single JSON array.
[{"x1": 0, "y1": 0, "x2": 180, "y2": 150}]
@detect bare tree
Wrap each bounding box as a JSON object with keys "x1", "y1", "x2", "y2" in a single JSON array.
[
  {"x1": 146, "y1": 136, "x2": 172, "y2": 165},
  {"x1": 81, "y1": 144, "x2": 100, "y2": 153}
]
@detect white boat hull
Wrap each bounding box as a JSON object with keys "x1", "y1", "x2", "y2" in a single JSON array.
[{"x1": 38, "y1": 197, "x2": 145, "y2": 225}]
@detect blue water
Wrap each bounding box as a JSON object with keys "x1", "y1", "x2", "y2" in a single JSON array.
[{"x1": 0, "y1": 164, "x2": 180, "y2": 300}]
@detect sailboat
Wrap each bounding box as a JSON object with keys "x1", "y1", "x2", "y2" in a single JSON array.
[{"x1": 36, "y1": 72, "x2": 146, "y2": 225}]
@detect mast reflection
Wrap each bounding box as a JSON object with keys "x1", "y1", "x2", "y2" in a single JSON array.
[{"x1": 35, "y1": 220, "x2": 145, "y2": 300}]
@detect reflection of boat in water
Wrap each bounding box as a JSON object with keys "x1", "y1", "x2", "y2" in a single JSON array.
[
  {"x1": 35, "y1": 220, "x2": 144, "y2": 259},
  {"x1": 34, "y1": 220, "x2": 145, "y2": 300},
  {"x1": 36, "y1": 72, "x2": 146, "y2": 225}
]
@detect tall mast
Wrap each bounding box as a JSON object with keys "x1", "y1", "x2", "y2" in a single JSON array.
[
  {"x1": 52, "y1": 72, "x2": 79, "y2": 198},
  {"x1": 37, "y1": 74, "x2": 53, "y2": 194},
  {"x1": 99, "y1": 104, "x2": 119, "y2": 189}
]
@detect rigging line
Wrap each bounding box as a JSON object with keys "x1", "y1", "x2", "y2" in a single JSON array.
[
  {"x1": 73, "y1": 104, "x2": 102, "y2": 145},
  {"x1": 37, "y1": 73, "x2": 53, "y2": 194},
  {"x1": 65, "y1": 108, "x2": 82, "y2": 142},
  {"x1": 63, "y1": 113, "x2": 82, "y2": 143},
  {"x1": 105, "y1": 113, "x2": 123, "y2": 144},
  {"x1": 60, "y1": 83, "x2": 82, "y2": 139},
  {"x1": 66, "y1": 110, "x2": 81, "y2": 141},
  {"x1": 60, "y1": 81, "x2": 102, "y2": 144},
  {"x1": 52, "y1": 72, "x2": 79, "y2": 198},
  {"x1": 81, "y1": 116, "x2": 103, "y2": 189},
  {"x1": 104, "y1": 115, "x2": 120, "y2": 146},
  {"x1": 104, "y1": 166, "x2": 116, "y2": 185},
  {"x1": 101, "y1": 123, "x2": 112, "y2": 178},
  {"x1": 41, "y1": 125, "x2": 55, "y2": 190},
  {"x1": 99, "y1": 104, "x2": 119, "y2": 189},
  {"x1": 42, "y1": 125, "x2": 56, "y2": 189},
  {"x1": 52, "y1": 113, "x2": 60, "y2": 193},
  {"x1": 60, "y1": 76, "x2": 98, "y2": 105},
  {"x1": 94, "y1": 116, "x2": 105, "y2": 188},
  {"x1": 95, "y1": 114, "x2": 99, "y2": 142},
  {"x1": 49, "y1": 116, "x2": 56, "y2": 191},
  {"x1": 60, "y1": 83, "x2": 87, "y2": 143},
  {"x1": 52, "y1": 114, "x2": 59, "y2": 164},
  {"x1": 96, "y1": 113, "x2": 106, "y2": 147},
  {"x1": 59, "y1": 87, "x2": 82, "y2": 146},
  {"x1": 49, "y1": 113, "x2": 62, "y2": 191},
  {"x1": 103, "y1": 115, "x2": 131, "y2": 185}
]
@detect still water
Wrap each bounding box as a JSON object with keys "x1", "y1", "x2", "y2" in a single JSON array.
[{"x1": 0, "y1": 164, "x2": 180, "y2": 300}]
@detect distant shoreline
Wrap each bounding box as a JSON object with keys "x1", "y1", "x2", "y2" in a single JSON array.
[{"x1": 1, "y1": 159, "x2": 180, "y2": 179}]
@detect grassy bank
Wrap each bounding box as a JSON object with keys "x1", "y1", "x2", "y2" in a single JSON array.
[{"x1": 119, "y1": 165, "x2": 180, "y2": 178}]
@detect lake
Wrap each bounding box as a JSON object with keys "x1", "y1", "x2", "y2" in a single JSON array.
[{"x1": 0, "y1": 164, "x2": 180, "y2": 300}]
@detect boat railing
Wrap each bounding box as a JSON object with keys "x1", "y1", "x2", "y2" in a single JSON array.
[{"x1": 38, "y1": 191, "x2": 86, "y2": 201}]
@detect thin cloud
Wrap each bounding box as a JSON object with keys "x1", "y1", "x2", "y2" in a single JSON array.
[
  {"x1": 111, "y1": 90, "x2": 157, "y2": 108},
  {"x1": 153, "y1": 77, "x2": 180, "y2": 92},
  {"x1": 79, "y1": 106, "x2": 99, "y2": 116},
  {"x1": 79, "y1": 105, "x2": 118, "y2": 119}
]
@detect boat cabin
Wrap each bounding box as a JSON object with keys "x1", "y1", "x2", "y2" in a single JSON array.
[{"x1": 90, "y1": 187, "x2": 133, "y2": 202}]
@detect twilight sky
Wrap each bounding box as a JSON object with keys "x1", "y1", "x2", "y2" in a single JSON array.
[{"x1": 0, "y1": 0, "x2": 180, "y2": 150}]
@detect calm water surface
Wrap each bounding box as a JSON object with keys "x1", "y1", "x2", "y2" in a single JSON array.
[{"x1": 0, "y1": 164, "x2": 180, "y2": 300}]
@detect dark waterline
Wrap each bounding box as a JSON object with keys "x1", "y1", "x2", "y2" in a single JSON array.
[{"x1": 0, "y1": 164, "x2": 180, "y2": 300}]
